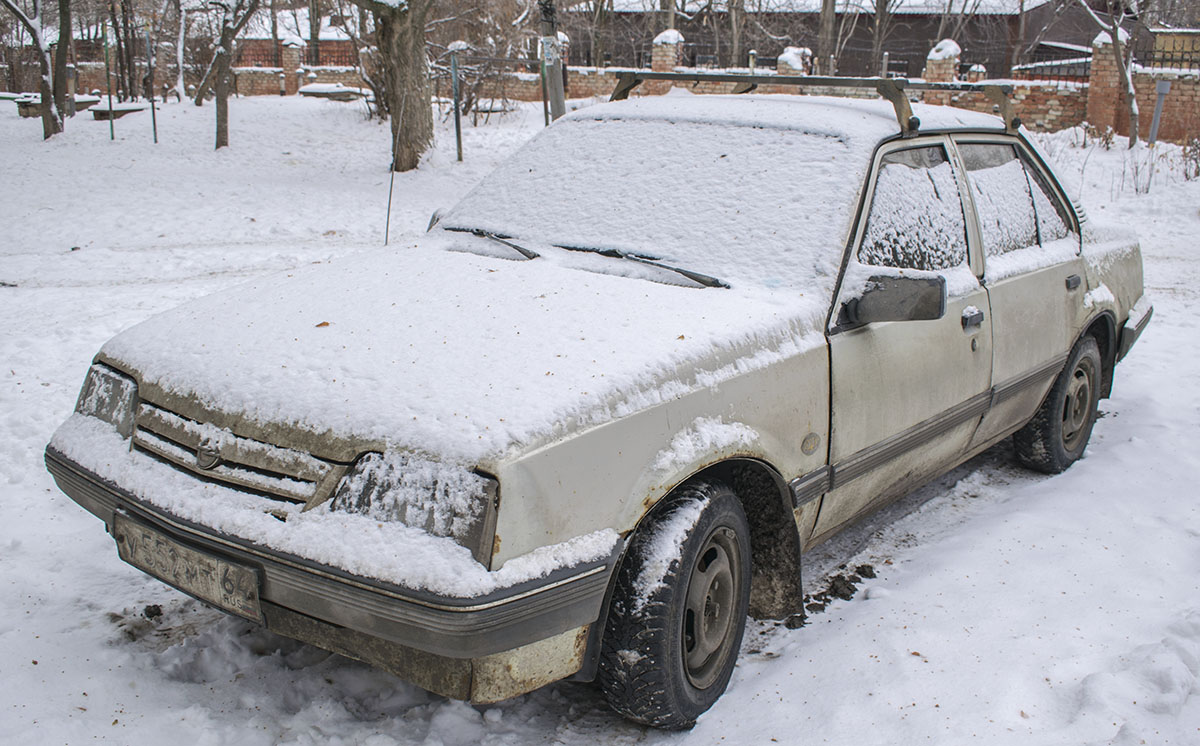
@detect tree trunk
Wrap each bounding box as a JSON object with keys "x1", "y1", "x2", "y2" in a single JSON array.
[
  {"x1": 36, "y1": 45, "x2": 60, "y2": 137},
  {"x1": 215, "y1": 58, "x2": 230, "y2": 148},
  {"x1": 107, "y1": 0, "x2": 127, "y2": 99},
  {"x1": 730, "y1": 0, "x2": 744, "y2": 67},
  {"x1": 872, "y1": 0, "x2": 890, "y2": 74},
  {"x1": 1011, "y1": 0, "x2": 1027, "y2": 70},
  {"x1": 309, "y1": 0, "x2": 320, "y2": 65},
  {"x1": 1, "y1": 0, "x2": 63, "y2": 137},
  {"x1": 1111, "y1": 27, "x2": 1139, "y2": 147},
  {"x1": 377, "y1": 6, "x2": 432, "y2": 171},
  {"x1": 53, "y1": 0, "x2": 71, "y2": 118},
  {"x1": 270, "y1": 0, "x2": 280, "y2": 66},
  {"x1": 817, "y1": 0, "x2": 835, "y2": 74}
]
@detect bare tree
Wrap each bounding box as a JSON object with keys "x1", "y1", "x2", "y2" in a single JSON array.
[
  {"x1": 52, "y1": 0, "x2": 72, "y2": 118},
  {"x1": 346, "y1": 0, "x2": 435, "y2": 171},
  {"x1": 817, "y1": 0, "x2": 835, "y2": 73},
  {"x1": 193, "y1": 0, "x2": 260, "y2": 149},
  {"x1": 870, "y1": 0, "x2": 904, "y2": 74},
  {"x1": 1076, "y1": 0, "x2": 1139, "y2": 147},
  {"x1": 935, "y1": 0, "x2": 985, "y2": 42},
  {"x1": 1010, "y1": 0, "x2": 1073, "y2": 69},
  {"x1": 1, "y1": 0, "x2": 62, "y2": 137}
]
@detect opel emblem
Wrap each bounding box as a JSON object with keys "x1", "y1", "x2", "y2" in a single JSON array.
[{"x1": 196, "y1": 437, "x2": 222, "y2": 470}]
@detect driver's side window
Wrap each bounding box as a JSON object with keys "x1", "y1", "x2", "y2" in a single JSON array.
[{"x1": 859, "y1": 145, "x2": 969, "y2": 273}]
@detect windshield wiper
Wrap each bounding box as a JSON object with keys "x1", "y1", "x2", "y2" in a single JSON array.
[
  {"x1": 446, "y1": 227, "x2": 539, "y2": 261},
  {"x1": 557, "y1": 245, "x2": 729, "y2": 289}
]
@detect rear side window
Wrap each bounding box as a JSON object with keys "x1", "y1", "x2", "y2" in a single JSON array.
[
  {"x1": 859, "y1": 145, "x2": 968, "y2": 272},
  {"x1": 1023, "y1": 156, "x2": 1071, "y2": 243},
  {"x1": 960, "y1": 141, "x2": 1072, "y2": 256},
  {"x1": 959, "y1": 143, "x2": 1037, "y2": 257}
]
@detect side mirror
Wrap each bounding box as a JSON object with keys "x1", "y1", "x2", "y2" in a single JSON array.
[
  {"x1": 426, "y1": 209, "x2": 444, "y2": 232},
  {"x1": 839, "y1": 274, "x2": 947, "y2": 329}
]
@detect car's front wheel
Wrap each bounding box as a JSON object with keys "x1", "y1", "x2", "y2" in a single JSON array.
[
  {"x1": 1014, "y1": 335, "x2": 1102, "y2": 474},
  {"x1": 597, "y1": 481, "x2": 751, "y2": 729}
]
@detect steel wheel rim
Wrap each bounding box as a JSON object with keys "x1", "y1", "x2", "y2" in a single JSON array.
[
  {"x1": 1062, "y1": 356, "x2": 1095, "y2": 451},
  {"x1": 682, "y1": 526, "x2": 741, "y2": 690}
]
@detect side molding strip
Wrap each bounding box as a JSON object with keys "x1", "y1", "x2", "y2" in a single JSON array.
[
  {"x1": 789, "y1": 466, "x2": 831, "y2": 508},
  {"x1": 832, "y1": 391, "x2": 993, "y2": 489},
  {"x1": 794, "y1": 354, "x2": 1072, "y2": 504}
]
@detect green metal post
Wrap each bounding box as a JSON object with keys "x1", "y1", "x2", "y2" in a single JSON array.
[{"x1": 450, "y1": 51, "x2": 463, "y2": 162}]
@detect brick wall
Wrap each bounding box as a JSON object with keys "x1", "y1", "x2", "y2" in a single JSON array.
[
  {"x1": 920, "y1": 44, "x2": 1089, "y2": 133},
  {"x1": 1088, "y1": 39, "x2": 1199, "y2": 143}
]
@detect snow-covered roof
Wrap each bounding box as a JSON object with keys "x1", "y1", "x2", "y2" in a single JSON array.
[
  {"x1": 603, "y1": 0, "x2": 1051, "y2": 16},
  {"x1": 243, "y1": 9, "x2": 356, "y2": 42}
]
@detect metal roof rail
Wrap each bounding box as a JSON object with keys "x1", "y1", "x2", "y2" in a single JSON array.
[{"x1": 608, "y1": 71, "x2": 1018, "y2": 136}]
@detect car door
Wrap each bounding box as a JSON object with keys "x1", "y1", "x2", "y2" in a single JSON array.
[
  {"x1": 952, "y1": 137, "x2": 1085, "y2": 448},
  {"x1": 812, "y1": 137, "x2": 993, "y2": 540}
]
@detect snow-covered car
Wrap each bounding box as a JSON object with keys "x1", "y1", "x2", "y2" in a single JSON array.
[{"x1": 46, "y1": 92, "x2": 1150, "y2": 729}]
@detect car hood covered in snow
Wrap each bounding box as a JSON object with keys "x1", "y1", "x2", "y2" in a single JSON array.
[{"x1": 98, "y1": 237, "x2": 831, "y2": 468}]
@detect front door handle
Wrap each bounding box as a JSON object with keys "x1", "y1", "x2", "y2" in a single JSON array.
[{"x1": 961, "y1": 307, "x2": 985, "y2": 330}]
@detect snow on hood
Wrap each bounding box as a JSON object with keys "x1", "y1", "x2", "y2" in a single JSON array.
[{"x1": 99, "y1": 237, "x2": 827, "y2": 466}]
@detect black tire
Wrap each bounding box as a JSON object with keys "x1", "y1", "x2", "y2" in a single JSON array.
[
  {"x1": 1014, "y1": 335, "x2": 1102, "y2": 474},
  {"x1": 597, "y1": 481, "x2": 751, "y2": 729}
]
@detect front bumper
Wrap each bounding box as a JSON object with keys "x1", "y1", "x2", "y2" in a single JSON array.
[{"x1": 45, "y1": 446, "x2": 613, "y2": 702}]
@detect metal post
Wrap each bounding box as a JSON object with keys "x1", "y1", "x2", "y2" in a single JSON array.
[
  {"x1": 278, "y1": 72, "x2": 286, "y2": 96},
  {"x1": 828, "y1": 55, "x2": 836, "y2": 76},
  {"x1": 1148, "y1": 79, "x2": 1172, "y2": 146},
  {"x1": 539, "y1": 54, "x2": 550, "y2": 127},
  {"x1": 146, "y1": 32, "x2": 158, "y2": 144},
  {"x1": 538, "y1": 1, "x2": 566, "y2": 121},
  {"x1": 450, "y1": 51, "x2": 463, "y2": 162},
  {"x1": 881, "y1": 51, "x2": 889, "y2": 78},
  {"x1": 748, "y1": 49, "x2": 757, "y2": 74},
  {"x1": 102, "y1": 24, "x2": 114, "y2": 141},
  {"x1": 66, "y1": 64, "x2": 76, "y2": 117}
]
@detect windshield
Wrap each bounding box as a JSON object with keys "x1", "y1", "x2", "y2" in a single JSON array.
[{"x1": 442, "y1": 115, "x2": 865, "y2": 292}]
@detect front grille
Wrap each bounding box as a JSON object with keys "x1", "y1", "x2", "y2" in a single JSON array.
[{"x1": 132, "y1": 402, "x2": 346, "y2": 504}]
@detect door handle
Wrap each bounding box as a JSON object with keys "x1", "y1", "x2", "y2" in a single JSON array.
[
  {"x1": 961, "y1": 307, "x2": 985, "y2": 330},
  {"x1": 1066, "y1": 274, "x2": 1082, "y2": 291}
]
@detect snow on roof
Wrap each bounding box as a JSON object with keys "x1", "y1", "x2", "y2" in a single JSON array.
[
  {"x1": 1039, "y1": 40, "x2": 1093, "y2": 53},
  {"x1": 607, "y1": 0, "x2": 1050, "y2": 15},
  {"x1": 243, "y1": 9, "x2": 355, "y2": 42},
  {"x1": 928, "y1": 38, "x2": 962, "y2": 60},
  {"x1": 1092, "y1": 27, "x2": 1130, "y2": 46}
]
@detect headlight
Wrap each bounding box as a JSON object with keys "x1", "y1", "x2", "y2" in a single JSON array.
[
  {"x1": 329, "y1": 452, "x2": 500, "y2": 568},
  {"x1": 74, "y1": 363, "x2": 137, "y2": 438}
]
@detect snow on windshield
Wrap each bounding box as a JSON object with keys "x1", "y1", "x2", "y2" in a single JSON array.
[{"x1": 442, "y1": 116, "x2": 863, "y2": 293}]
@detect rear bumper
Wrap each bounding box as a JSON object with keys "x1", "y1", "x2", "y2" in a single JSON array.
[
  {"x1": 1117, "y1": 304, "x2": 1153, "y2": 362},
  {"x1": 45, "y1": 446, "x2": 613, "y2": 701}
]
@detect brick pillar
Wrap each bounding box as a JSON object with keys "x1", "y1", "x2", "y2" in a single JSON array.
[
  {"x1": 776, "y1": 46, "x2": 812, "y2": 75},
  {"x1": 922, "y1": 39, "x2": 961, "y2": 83},
  {"x1": 921, "y1": 39, "x2": 961, "y2": 107},
  {"x1": 648, "y1": 29, "x2": 684, "y2": 95},
  {"x1": 1086, "y1": 38, "x2": 1122, "y2": 136},
  {"x1": 281, "y1": 43, "x2": 302, "y2": 95}
]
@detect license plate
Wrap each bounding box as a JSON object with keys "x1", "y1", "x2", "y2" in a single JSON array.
[{"x1": 113, "y1": 513, "x2": 263, "y2": 623}]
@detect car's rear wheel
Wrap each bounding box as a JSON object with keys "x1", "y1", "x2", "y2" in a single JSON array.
[
  {"x1": 597, "y1": 481, "x2": 751, "y2": 729},
  {"x1": 1014, "y1": 335, "x2": 1102, "y2": 474}
]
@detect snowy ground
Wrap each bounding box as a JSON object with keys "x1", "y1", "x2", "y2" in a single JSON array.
[{"x1": 2, "y1": 95, "x2": 1199, "y2": 745}]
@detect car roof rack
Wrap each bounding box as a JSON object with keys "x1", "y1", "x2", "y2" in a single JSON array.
[{"x1": 608, "y1": 71, "x2": 1018, "y2": 136}]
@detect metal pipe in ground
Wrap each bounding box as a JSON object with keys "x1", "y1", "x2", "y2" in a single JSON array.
[
  {"x1": 451, "y1": 51, "x2": 463, "y2": 162},
  {"x1": 103, "y1": 24, "x2": 114, "y2": 141}
]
